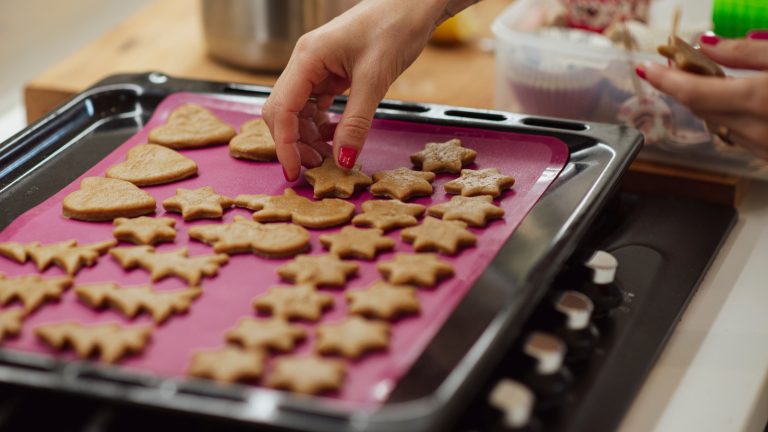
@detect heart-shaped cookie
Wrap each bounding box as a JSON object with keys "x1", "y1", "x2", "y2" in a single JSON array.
[
  {"x1": 63, "y1": 177, "x2": 157, "y2": 221},
  {"x1": 148, "y1": 104, "x2": 236, "y2": 149},
  {"x1": 106, "y1": 144, "x2": 198, "y2": 186}
]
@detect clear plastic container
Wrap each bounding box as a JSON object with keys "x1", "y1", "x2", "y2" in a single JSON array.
[{"x1": 492, "y1": 0, "x2": 768, "y2": 179}]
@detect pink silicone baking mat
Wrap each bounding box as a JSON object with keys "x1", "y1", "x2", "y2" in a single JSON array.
[{"x1": 0, "y1": 93, "x2": 568, "y2": 406}]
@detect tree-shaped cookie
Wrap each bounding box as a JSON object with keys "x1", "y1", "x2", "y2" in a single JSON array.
[
  {"x1": 370, "y1": 167, "x2": 436, "y2": 201},
  {"x1": 226, "y1": 317, "x2": 306, "y2": 352},
  {"x1": 110, "y1": 246, "x2": 228, "y2": 285},
  {"x1": 400, "y1": 217, "x2": 476, "y2": 255},
  {"x1": 162, "y1": 186, "x2": 234, "y2": 220},
  {"x1": 304, "y1": 158, "x2": 373, "y2": 199},
  {"x1": 267, "y1": 355, "x2": 346, "y2": 394},
  {"x1": 189, "y1": 215, "x2": 310, "y2": 258},
  {"x1": 377, "y1": 253, "x2": 454, "y2": 287},
  {"x1": 410, "y1": 138, "x2": 477, "y2": 173},
  {"x1": 346, "y1": 281, "x2": 421, "y2": 320},
  {"x1": 316, "y1": 316, "x2": 390, "y2": 359},
  {"x1": 188, "y1": 346, "x2": 266, "y2": 384},
  {"x1": 35, "y1": 322, "x2": 152, "y2": 363},
  {"x1": 277, "y1": 254, "x2": 359, "y2": 287},
  {"x1": 0, "y1": 273, "x2": 73, "y2": 313},
  {"x1": 0, "y1": 309, "x2": 25, "y2": 342},
  {"x1": 25, "y1": 239, "x2": 116, "y2": 275},
  {"x1": 351, "y1": 200, "x2": 425, "y2": 232},
  {"x1": 75, "y1": 282, "x2": 201, "y2": 324},
  {"x1": 253, "y1": 284, "x2": 334, "y2": 322},
  {"x1": 428, "y1": 195, "x2": 505, "y2": 227},
  {"x1": 443, "y1": 168, "x2": 515, "y2": 198},
  {"x1": 62, "y1": 177, "x2": 156, "y2": 221},
  {"x1": 148, "y1": 103, "x2": 236, "y2": 149},
  {"x1": 113, "y1": 216, "x2": 177, "y2": 245},
  {"x1": 0, "y1": 242, "x2": 27, "y2": 264},
  {"x1": 106, "y1": 144, "x2": 198, "y2": 186},
  {"x1": 234, "y1": 188, "x2": 355, "y2": 229},
  {"x1": 109, "y1": 245, "x2": 155, "y2": 269},
  {"x1": 229, "y1": 118, "x2": 277, "y2": 161},
  {"x1": 319, "y1": 226, "x2": 395, "y2": 260}
]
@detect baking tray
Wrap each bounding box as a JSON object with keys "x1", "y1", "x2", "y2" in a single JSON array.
[{"x1": 0, "y1": 73, "x2": 642, "y2": 431}]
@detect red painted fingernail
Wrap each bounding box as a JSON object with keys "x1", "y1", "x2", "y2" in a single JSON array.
[
  {"x1": 282, "y1": 166, "x2": 291, "y2": 181},
  {"x1": 338, "y1": 146, "x2": 358, "y2": 169},
  {"x1": 748, "y1": 30, "x2": 768, "y2": 40},
  {"x1": 635, "y1": 66, "x2": 647, "y2": 80},
  {"x1": 700, "y1": 34, "x2": 721, "y2": 45}
]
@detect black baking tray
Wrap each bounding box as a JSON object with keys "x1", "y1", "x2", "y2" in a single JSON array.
[{"x1": 0, "y1": 73, "x2": 642, "y2": 431}]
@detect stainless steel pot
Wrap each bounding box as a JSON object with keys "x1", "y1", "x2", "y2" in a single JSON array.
[{"x1": 201, "y1": 0, "x2": 359, "y2": 71}]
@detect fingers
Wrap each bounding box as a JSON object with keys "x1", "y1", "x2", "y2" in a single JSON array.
[
  {"x1": 699, "y1": 35, "x2": 768, "y2": 71},
  {"x1": 701, "y1": 113, "x2": 768, "y2": 160}
]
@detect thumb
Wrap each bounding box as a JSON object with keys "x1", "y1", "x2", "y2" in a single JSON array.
[
  {"x1": 333, "y1": 68, "x2": 388, "y2": 169},
  {"x1": 699, "y1": 35, "x2": 768, "y2": 71}
]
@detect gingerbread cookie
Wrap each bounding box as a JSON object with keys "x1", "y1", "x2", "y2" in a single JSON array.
[
  {"x1": 26, "y1": 240, "x2": 76, "y2": 270},
  {"x1": 0, "y1": 273, "x2": 72, "y2": 313},
  {"x1": 410, "y1": 138, "x2": 477, "y2": 173},
  {"x1": 658, "y1": 36, "x2": 725, "y2": 77},
  {"x1": 346, "y1": 281, "x2": 421, "y2": 320},
  {"x1": 267, "y1": 355, "x2": 345, "y2": 395},
  {"x1": 401, "y1": 217, "x2": 476, "y2": 255},
  {"x1": 277, "y1": 254, "x2": 359, "y2": 287},
  {"x1": 162, "y1": 186, "x2": 234, "y2": 221},
  {"x1": 370, "y1": 167, "x2": 436, "y2": 201},
  {"x1": 0, "y1": 242, "x2": 27, "y2": 264},
  {"x1": 148, "y1": 104, "x2": 236, "y2": 149},
  {"x1": 63, "y1": 177, "x2": 156, "y2": 221},
  {"x1": 316, "y1": 316, "x2": 390, "y2": 359},
  {"x1": 0, "y1": 309, "x2": 24, "y2": 342},
  {"x1": 351, "y1": 200, "x2": 425, "y2": 232},
  {"x1": 106, "y1": 144, "x2": 198, "y2": 186},
  {"x1": 76, "y1": 283, "x2": 201, "y2": 324},
  {"x1": 229, "y1": 118, "x2": 277, "y2": 161},
  {"x1": 49, "y1": 240, "x2": 117, "y2": 276},
  {"x1": 188, "y1": 215, "x2": 310, "y2": 258},
  {"x1": 110, "y1": 246, "x2": 228, "y2": 285},
  {"x1": 113, "y1": 217, "x2": 177, "y2": 245},
  {"x1": 428, "y1": 195, "x2": 505, "y2": 227},
  {"x1": 253, "y1": 284, "x2": 334, "y2": 322},
  {"x1": 109, "y1": 245, "x2": 155, "y2": 269},
  {"x1": 35, "y1": 322, "x2": 152, "y2": 364},
  {"x1": 443, "y1": 168, "x2": 515, "y2": 198},
  {"x1": 319, "y1": 226, "x2": 395, "y2": 260},
  {"x1": 188, "y1": 346, "x2": 266, "y2": 384},
  {"x1": 234, "y1": 188, "x2": 355, "y2": 229},
  {"x1": 377, "y1": 253, "x2": 454, "y2": 287},
  {"x1": 304, "y1": 158, "x2": 372, "y2": 199},
  {"x1": 226, "y1": 317, "x2": 306, "y2": 352}
]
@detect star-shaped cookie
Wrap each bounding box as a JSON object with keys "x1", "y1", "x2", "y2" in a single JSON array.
[
  {"x1": 304, "y1": 158, "x2": 373, "y2": 199},
  {"x1": 35, "y1": 322, "x2": 152, "y2": 364},
  {"x1": 319, "y1": 226, "x2": 395, "y2": 260},
  {"x1": 188, "y1": 346, "x2": 266, "y2": 384},
  {"x1": 188, "y1": 215, "x2": 310, "y2": 258},
  {"x1": 400, "y1": 217, "x2": 476, "y2": 255},
  {"x1": 110, "y1": 247, "x2": 229, "y2": 285},
  {"x1": 0, "y1": 273, "x2": 73, "y2": 313},
  {"x1": 229, "y1": 118, "x2": 277, "y2": 161},
  {"x1": 346, "y1": 281, "x2": 421, "y2": 320},
  {"x1": 428, "y1": 195, "x2": 505, "y2": 227},
  {"x1": 315, "y1": 316, "x2": 390, "y2": 359},
  {"x1": 0, "y1": 309, "x2": 25, "y2": 342},
  {"x1": 226, "y1": 317, "x2": 306, "y2": 352},
  {"x1": 267, "y1": 355, "x2": 346, "y2": 394},
  {"x1": 370, "y1": 167, "x2": 436, "y2": 201},
  {"x1": 106, "y1": 144, "x2": 198, "y2": 186},
  {"x1": 75, "y1": 283, "x2": 201, "y2": 324},
  {"x1": 658, "y1": 36, "x2": 725, "y2": 77},
  {"x1": 443, "y1": 168, "x2": 515, "y2": 198},
  {"x1": 377, "y1": 253, "x2": 454, "y2": 287},
  {"x1": 253, "y1": 284, "x2": 334, "y2": 322},
  {"x1": 0, "y1": 242, "x2": 27, "y2": 264},
  {"x1": 113, "y1": 216, "x2": 177, "y2": 245},
  {"x1": 351, "y1": 200, "x2": 425, "y2": 232},
  {"x1": 410, "y1": 138, "x2": 477, "y2": 173},
  {"x1": 148, "y1": 103, "x2": 236, "y2": 149},
  {"x1": 277, "y1": 254, "x2": 359, "y2": 287},
  {"x1": 162, "y1": 186, "x2": 234, "y2": 220},
  {"x1": 234, "y1": 188, "x2": 355, "y2": 229}
]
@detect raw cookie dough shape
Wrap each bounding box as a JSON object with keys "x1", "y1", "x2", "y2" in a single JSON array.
[
  {"x1": 319, "y1": 226, "x2": 395, "y2": 260},
  {"x1": 315, "y1": 316, "x2": 390, "y2": 359},
  {"x1": 226, "y1": 317, "x2": 307, "y2": 352},
  {"x1": 351, "y1": 200, "x2": 426, "y2": 232},
  {"x1": 188, "y1": 346, "x2": 266, "y2": 383},
  {"x1": 304, "y1": 158, "x2": 373, "y2": 199},
  {"x1": 428, "y1": 195, "x2": 505, "y2": 227},
  {"x1": 370, "y1": 167, "x2": 436, "y2": 201},
  {"x1": 35, "y1": 322, "x2": 152, "y2": 364},
  {"x1": 0, "y1": 273, "x2": 73, "y2": 313},
  {"x1": 62, "y1": 177, "x2": 156, "y2": 221},
  {"x1": 400, "y1": 216, "x2": 477, "y2": 255},
  {"x1": 105, "y1": 144, "x2": 198, "y2": 186},
  {"x1": 75, "y1": 282, "x2": 202, "y2": 324},
  {"x1": 410, "y1": 138, "x2": 477, "y2": 173},
  {"x1": 346, "y1": 280, "x2": 421, "y2": 320},
  {"x1": 110, "y1": 246, "x2": 229, "y2": 285},
  {"x1": 0, "y1": 242, "x2": 28, "y2": 264},
  {"x1": 148, "y1": 103, "x2": 236, "y2": 149},
  {"x1": 234, "y1": 188, "x2": 355, "y2": 229},
  {"x1": 443, "y1": 168, "x2": 515, "y2": 198},
  {"x1": 277, "y1": 254, "x2": 359, "y2": 287},
  {"x1": 188, "y1": 215, "x2": 310, "y2": 258},
  {"x1": 267, "y1": 355, "x2": 346, "y2": 395},
  {"x1": 0, "y1": 309, "x2": 24, "y2": 342},
  {"x1": 113, "y1": 217, "x2": 177, "y2": 245},
  {"x1": 229, "y1": 118, "x2": 277, "y2": 161},
  {"x1": 377, "y1": 252, "x2": 454, "y2": 287},
  {"x1": 162, "y1": 186, "x2": 234, "y2": 221},
  {"x1": 253, "y1": 284, "x2": 334, "y2": 322}
]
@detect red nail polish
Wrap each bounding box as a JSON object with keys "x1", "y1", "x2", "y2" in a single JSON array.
[
  {"x1": 748, "y1": 30, "x2": 768, "y2": 40},
  {"x1": 635, "y1": 66, "x2": 647, "y2": 80},
  {"x1": 700, "y1": 34, "x2": 721, "y2": 45},
  {"x1": 338, "y1": 146, "x2": 358, "y2": 169}
]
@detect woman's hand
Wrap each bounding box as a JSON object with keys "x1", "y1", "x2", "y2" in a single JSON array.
[
  {"x1": 263, "y1": 0, "x2": 461, "y2": 181},
  {"x1": 639, "y1": 33, "x2": 768, "y2": 159}
]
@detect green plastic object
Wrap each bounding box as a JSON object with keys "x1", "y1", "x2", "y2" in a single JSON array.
[{"x1": 713, "y1": 0, "x2": 768, "y2": 38}]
